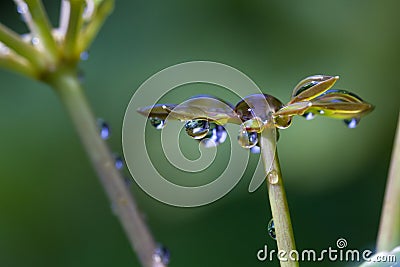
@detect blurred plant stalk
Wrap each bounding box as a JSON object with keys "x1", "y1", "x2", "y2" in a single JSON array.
[
  {"x1": 0, "y1": 1, "x2": 165, "y2": 266},
  {"x1": 377, "y1": 112, "x2": 400, "y2": 251}
]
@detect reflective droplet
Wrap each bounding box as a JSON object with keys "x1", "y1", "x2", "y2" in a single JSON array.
[
  {"x1": 242, "y1": 117, "x2": 265, "y2": 133},
  {"x1": 303, "y1": 112, "x2": 315, "y2": 120},
  {"x1": 267, "y1": 170, "x2": 279, "y2": 184},
  {"x1": 16, "y1": 3, "x2": 28, "y2": 22},
  {"x1": 149, "y1": 117, "x2": 166, "y2": 130},
  {"x1": 80, "y1": 51, "x2": 89, "y2": 61},
  {"x1": 344, "y1": 118, "x2": 360, "y2": 129},
  {"x1": 238, "y1": 129, "x2": 258, "y2": 148},
  {"x1": 114, "y1": 154, "x2": 124, "y2": 170},
  {"x1": 97, "y1": 119, "x2": 110, "y2": 140},
  {"x1": 200, "y1": 123, "x2": 227, "y2": 147},
  {"x1": 267, "y1": 218, "x2": 276, "y2": 240},
  {"x1": 250, "y1": 145, "x2": 260, "y2": 154},
  {"x1": 274, "y1": 115, "x2": 292, "y2": 129},
  {"x1": 153, "y1": 244, "x2": 170, "y2": 265},
  {"x1": 184, "y1": 119, "x2": 210, "y2": 139},
  {"x1": 31, "y1": 37, "x2": 40, "y2": 46},
  {"x1": 319, "y1": 110, "x2": 325, "y2": 115}
]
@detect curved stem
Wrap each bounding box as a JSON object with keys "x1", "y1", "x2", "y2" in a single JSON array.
[
  {"x1": 78, "y1": 0, "x2": 114, "y2": 52},
  {"x1": 46, "y1": 68, "x2": 165, "y2": 267},
  {"x1": 260, "y1": 129, "x2": 298, "y2": 267},
  {"x1": 25, "y1": 0, "x2": 59, "y2": 64},
  {"x1": 64, "y1": 0, "x2": 84, "y2": 60},
  {"x1": 377, "y1": 112, "x2": 400, "y2": 251},
  {"x1": 0, "y1": 23, "x2": 46, "y2": 69}
]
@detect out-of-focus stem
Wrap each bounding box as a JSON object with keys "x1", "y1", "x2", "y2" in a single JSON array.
[
  {"x1": 46, "y1": 67, "x2": 165, "y2": 267},
  {"x1": 377, "y1": 112, "x2": 400, "y2": 251},
  {"x1": 78, "y1": 0, "x2": 115, "y2": 52},
  {"x1": 260, "y1": 129, "x2": 298, "y2": 267},
  {"x1": 64, "y1": 0, "x2": 84, "y2": 60}
]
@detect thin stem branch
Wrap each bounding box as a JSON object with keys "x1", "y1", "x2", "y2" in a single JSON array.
[
  {"x1": 260, "y1": 129, "x2": 298, "y2": 267},
  {"x1": 377, "y1": 112, "x2": 400, "y2": 251},
  {"x1": 0, "y1": 23, "x2": 46, "y2": 69},
  {"x1": 46, "y1": 67, "x2": 164, "y2": 267},
  {"x1": 78, "y1": 0, "x2": 114, "y2": 52},
  {"x1": 0, "y1": 55, "x2": 37, "y2": 78},
  {"x1": 64, "y1": 0, "x2": 85, "y2": 60},
  {"x1": 25, "y1": 0, "x2": 59, "y2": 63}
]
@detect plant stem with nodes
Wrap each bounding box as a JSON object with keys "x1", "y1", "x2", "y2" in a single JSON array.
[
  {"x1": 377, "y1": 112, "x2": 400, "y2": 251},
  {"x1": 260, "y1": 128, "x2": 298, "y2": 267}
]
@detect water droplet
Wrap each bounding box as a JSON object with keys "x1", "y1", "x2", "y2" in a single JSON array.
[
  {"x1": 274, "y1": 115, "x2": 292, "y2": 129},
  {"x1": 318, "y1": 110, "x2": 325, "y2": 115},
  {"x1": 238, "y1": 129, "x2": 258, "y2": 148},
  {"x1": 149, "y1": 117, "x2": 166, "y2": 130},
  {"x1": 31, "y1": 37, "x2": 40, "y2": 46},
  {"x1": 80, "y1": 51, "x2": 89, "y2": 61},
  {"x1": 303, "y1": 112, "x2": 315, "y2": 120},
  {"x1": 114, "y1": 154, "x2": 124, "y2": 170},
  {"x1": 242, "y1": 117, "x2": 265, "y2": 133},
  {"x1": 153, "y1": 245, "x2": 170, "y2": 265},
  {"x1": 184, "y1": 119, "x2": 210, "y2": 139},
  {"x1": 97, "y1": 119, "x2": 110, "y2": 140},
  {"x1": 16, "y1": 3, "x2": 28, "y2": 21},
  {"x1": 200, "y1": 124, "x2": 227, "y2": 147},
  {"x1": 344, "y1": 118, "x2": 360, "y2": 129},
  {"x1": 267, "y1": 219, "x2": 276, "y2": 240},
  {"x1": 250, "y1": 145, "x2": 260, "y2": 154},
  {"x1": 267, "y1": 170, "x2": 279, "y2": 184}
]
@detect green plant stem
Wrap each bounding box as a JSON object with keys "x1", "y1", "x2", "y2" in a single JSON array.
[
  {"x1": 377, "y1": 112, "x2": 400, "y2": 251},
  {"x1": 64, "y1": 0, "x2": 84, "y2": 60},
  {"x1": 78, "y1": 0, "x2": 114, "y2": 52},
  {"x1": 46, "y1": 67, "x2": 164, "y2": 267},
  {"x1": 260, "y1": 129, "x2": 298, "y2": 267},
  {"x1": 25, "y1": 0, "x2": 58, "y2": 63},
  {"x1": 0, "y1": 56, "x2": 37, "y2": 78},
  {"x1": 0, "y1": 23, "x2": 46, "y2": 69}
]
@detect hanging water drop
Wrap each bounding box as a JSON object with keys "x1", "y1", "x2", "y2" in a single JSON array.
[
  {"x1": 238, "y1": 129, "x2": 258, "y2": 148},
  {"x1": 267, "y1": 218, "x2": 276, "y2": 240},
  {"x1": 80, "y1": 51, "x2": 89, "y2": 61},
  {"x1": 114, "y1": 154, "x2": 124, "y2": 170},
  {"x1": 149, "y1": 117, "x2": 166, "y2": 130},
  {"x1": 153, "y1": 244, "x2": 170, "y2": 265},
  {"x1": 16, "y1": 2, "x2": 28, "y2": 22},
  {"x1": 250, "y1": 145, "x2": 260, "y2": 154},
  {"x1": 97, "y1": 118, "x2": 110, "y2": 140},
  {"x1": 184, "y1": 119, "x2": 210, "y2": 139},
  {"x1": 242, "y1": 117, "x2": 265, "y2": 133},
  {"x1": 303, "y1": 112, "x2": 315, "y2": 120},
  {"x1": 200, "y1": 124, "x2": 227, "y2": 147},
  {"x1": 344, "y1": 118, "x2": 360, "y2": 129}
]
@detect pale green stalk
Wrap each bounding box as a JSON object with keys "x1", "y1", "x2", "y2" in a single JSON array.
[
  {"x1": 260, "y1": 129, "x2": 298, "y2": 267},
  {"x1": 377, "y1": 112, "x2": 400, "y2": 251}
]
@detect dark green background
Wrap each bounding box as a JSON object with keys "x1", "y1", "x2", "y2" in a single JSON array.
[{"x1": 0, "y1": 1, "x2": 399, "y2": 266}]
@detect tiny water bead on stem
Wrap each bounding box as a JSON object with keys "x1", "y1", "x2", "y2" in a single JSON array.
[{"x1": 138, "y1": 76, "x2": 374, "y2": 267}]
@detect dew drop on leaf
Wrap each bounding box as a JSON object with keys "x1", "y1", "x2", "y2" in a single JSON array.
[
  {"x1": 200, "y1": 123, "x2": 227, "y2": 147},
  {"x1": 184, "y1": 119, "x2": 210, "y2": 139},
  {"x1": 344, "y1": 118, "x2": 360, "y2": 129},
  {"x1": 238, "y1": 129, "x2": 258, "y2": 148},
  {"x1": 149, "y1": 117, "x2": 166, "y2": 130},
  {"x1": 303, "y1": 112, "x2": 315, "y2": 120}
]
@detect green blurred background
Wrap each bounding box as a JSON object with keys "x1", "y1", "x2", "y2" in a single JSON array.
[{"x1": 0, "y1": 0, "x2": 399, "y2": 266}]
